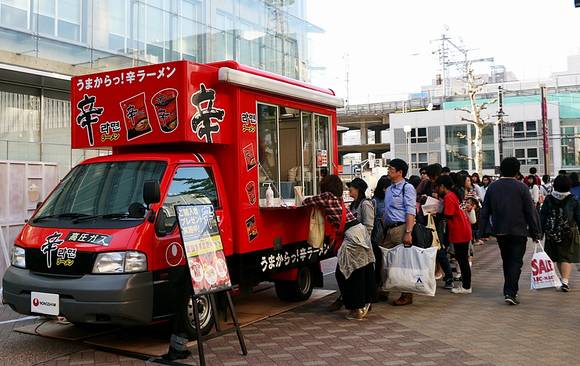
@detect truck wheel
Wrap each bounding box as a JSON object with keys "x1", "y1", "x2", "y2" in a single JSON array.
[
  {"x1": 182, "y1": 294, "x2": 214, "y2": 339},
  {"x1": 274, "y1": 266, "x2": 314, "y2": 302}
]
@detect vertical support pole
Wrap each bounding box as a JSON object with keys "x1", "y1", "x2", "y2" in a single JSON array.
[
  {"x1": 540, "y1": 85, "x2": 550, "y2": 176},
  {"x1": 192, "y1": 295, "x2": 206, "y2": 366},
  {"x1": 226, "y1": 291, "x2": 247, "y2": 356}
]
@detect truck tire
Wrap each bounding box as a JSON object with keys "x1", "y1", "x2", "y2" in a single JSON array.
[
  {"x1": 182, "y1": 294, "x2": 214, "y2": 339},
  {"x1": 274, "y1": 266, "x2": 314, "y2": 302}
]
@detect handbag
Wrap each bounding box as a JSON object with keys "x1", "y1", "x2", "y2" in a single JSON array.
[
  {"x1": 307, "y1": 207, "x2": 325, "y2": 248},
  {"x1": 426, "y1": 214, "x2": 441, "y2": 250},
  {"x1": 371, "y1": 198, "x2": 385, "y2": 246},
  {"x1": 412, "y1": 222, "x2": 433, "y2": 249}
]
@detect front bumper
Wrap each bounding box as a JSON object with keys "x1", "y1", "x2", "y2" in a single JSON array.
[{"x1": 2, "y1": 266, "x2": 153, "y2": 325}]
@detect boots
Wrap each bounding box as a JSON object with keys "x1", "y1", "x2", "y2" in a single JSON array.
[{"x1": 393, "y1": 293, "x2": 413, "y2": 306}]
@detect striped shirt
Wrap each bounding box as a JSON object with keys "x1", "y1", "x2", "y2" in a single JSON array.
[{"x1": 302, "y1": 192, "x2": 357, "y2": 228}]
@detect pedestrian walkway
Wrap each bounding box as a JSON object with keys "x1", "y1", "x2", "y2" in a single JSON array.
[{"x1": 3, "y1": 240, "x2": 580, "y2": 366}]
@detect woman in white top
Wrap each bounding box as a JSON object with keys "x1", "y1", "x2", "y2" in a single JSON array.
[{"x1": 526, "y1": 175, "x2": 541, "y2": 208}]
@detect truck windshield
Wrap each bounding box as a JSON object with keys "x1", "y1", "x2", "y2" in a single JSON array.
[{"x1": 31, "y1": 161, "x2": 166, "y2": 229}]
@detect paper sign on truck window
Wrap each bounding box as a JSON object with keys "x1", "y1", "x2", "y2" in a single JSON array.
[
  {"x1": 175, "y1": 204, "x2": 231, "y2": 295},
  {"x1": 30, "y1": 292, "x2": 59, "y2": 316}
]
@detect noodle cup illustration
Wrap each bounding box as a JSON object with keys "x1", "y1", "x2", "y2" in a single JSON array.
[
  {"x1": 151, "y1": 88, "x2": 179, "y2": 133},
  {"x1": 120, "y1": 92, "x2": 152, "y2": 141}
]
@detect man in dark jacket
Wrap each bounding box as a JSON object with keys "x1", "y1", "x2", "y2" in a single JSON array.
[{"x1": 480, "y1": 157, "x2": 542, "y2": 305}]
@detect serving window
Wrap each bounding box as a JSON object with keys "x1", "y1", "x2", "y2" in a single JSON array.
[{"x1": 257, "y1": 102, "x2": 332, "y2": 206}]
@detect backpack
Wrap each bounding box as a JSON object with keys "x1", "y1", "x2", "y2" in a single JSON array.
[{"x1": 544, "y1": 196, "x2": 573, "y2": 244}]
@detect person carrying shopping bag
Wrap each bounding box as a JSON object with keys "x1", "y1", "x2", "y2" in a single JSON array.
[
  {"x1": 437, "y1": 175, "x2": 473, "y2": 294},
  {"x1": 302, "y1": 175, "x2": 375, "y2": 320},
  {"x1": 381, "y1": 158, "x2": 417, "y2": 306},
  {"x1": 540, "y1": 175, "x2": 580, "y2": 292}
]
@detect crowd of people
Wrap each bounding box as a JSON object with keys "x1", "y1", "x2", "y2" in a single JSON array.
[{"x1": 301, "y1": 157, "x2": 580, "y2": 320}]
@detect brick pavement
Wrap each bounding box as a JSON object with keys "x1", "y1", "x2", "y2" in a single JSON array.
[{"x1": 2, "y1": 241, "x2": 580, "y2": 365}]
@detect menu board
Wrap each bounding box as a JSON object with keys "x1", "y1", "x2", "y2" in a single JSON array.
[{"x1": 175, "y1": 204, "x2": 231, "y2": 295}]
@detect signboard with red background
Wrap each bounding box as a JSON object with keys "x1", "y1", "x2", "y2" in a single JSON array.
[{"x1": 71, "y1": 61, "x2": 233, "y2": 149}]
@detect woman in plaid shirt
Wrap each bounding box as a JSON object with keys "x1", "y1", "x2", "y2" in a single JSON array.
[{"x1": 303, "y1": 175, "x2": 375, "y2": 320}]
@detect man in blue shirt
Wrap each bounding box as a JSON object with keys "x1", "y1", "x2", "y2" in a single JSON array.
[{"x1": 380, "y1": 158, "x2": 417, "y2": 306}]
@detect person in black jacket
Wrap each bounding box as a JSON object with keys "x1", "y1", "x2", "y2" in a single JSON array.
[
  {"x1": 540, "y1": 175, "x2": 580, "y2": 292},
  {"x1": 479, "y1": 157, "x2": 542, "y2": 305}
]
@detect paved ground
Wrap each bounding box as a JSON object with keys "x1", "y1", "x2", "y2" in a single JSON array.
[{"x1": 2, "y1": 240, "x2": 580, "y2": 366}]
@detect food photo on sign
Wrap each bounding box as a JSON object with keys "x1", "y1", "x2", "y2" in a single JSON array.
[{"x1": 176, "y1": 204, "x2": 232, "y2": 295}]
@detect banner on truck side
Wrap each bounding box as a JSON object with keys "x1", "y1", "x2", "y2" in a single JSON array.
[{"x1": 175, "y1": 204, "x2": 231, "y2": 295}]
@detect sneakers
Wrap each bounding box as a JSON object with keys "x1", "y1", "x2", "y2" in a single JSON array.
[
  {"x1": 451, "y1": 287, "x2": 472, "y2": 294},
  {"x1": 561, "y1": 283, "x2": 570, "y2": 292},
  {"x1": 443, "y1": 279, "x2": 454, "y2": 290},
  {"x1": 328, "y1": 296, "x2": 343, "y2": 312},
  {"x1": 504, "y1": 295, "x2": 520, "y2": 305},
  {"x1": 345, "y1": 309, "x2": 365, "y2": 321}
]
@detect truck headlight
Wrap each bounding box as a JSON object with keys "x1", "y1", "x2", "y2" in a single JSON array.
[
  {"x1": 10, "y1": 246, "x2": 26, "y2": 268},
  {"x1": 92, "y1": 251, "x2": 147, "y2": 274}
]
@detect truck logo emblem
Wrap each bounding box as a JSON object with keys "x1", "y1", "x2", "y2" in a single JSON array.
[
  {"x1": 40, "y1": 232, "x2": 64, "y2": 268},
  {"x1": 76, "y1": 94, "x2": 104, "y2": 147},
  {"x1": 190, "y1": 83, "x2": 225, "y2": 143}
]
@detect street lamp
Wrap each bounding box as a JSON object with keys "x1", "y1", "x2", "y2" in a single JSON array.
[{"x1": 403, "y1": 125, "x2": 412, "y2": 167}]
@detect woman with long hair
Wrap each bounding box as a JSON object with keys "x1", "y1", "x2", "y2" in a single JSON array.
[
  {"x1": 302, "y1": 175, "x2": 375, "y2": 320},
  {"x1": 436, "y1": 175, "x2": 473, "y2": 294}
]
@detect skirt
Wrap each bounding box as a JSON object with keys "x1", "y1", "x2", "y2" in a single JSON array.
[{"x1": 545, "y1": 226, "x2": 580, "y2": 263}]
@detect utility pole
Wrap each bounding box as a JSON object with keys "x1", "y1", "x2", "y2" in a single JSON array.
[
  {"x1": 496, "y1": 86, "x2": 505, "y2": 164},
  {"x1": 540, "y1": 85, "x2": 550, "y2": 176}
]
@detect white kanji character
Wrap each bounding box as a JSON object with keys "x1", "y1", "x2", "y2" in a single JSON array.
[
  {"x1": 93, "y1": 77, "x2": 103, "y2": 88},
  {"x1": 126, "y1": 71, "x2": 136, "y2": 84},
  {"x1": 78, "y1": 233, "x2": 90, "y2": 242},
  {"x1": 84, "y1": 78, "x2": 93, "y2": 89},
  {"x1": 68, "y1": 232, "x2": 80, "y2": 241},
  {"x1": 113, "y1": 76, "x2": 121, "y2": 85},
  {"x1": 166, "y1": 66, "x2": 176, "y2": 78},
  {"x1": 261, "y1": 257, "x2": 268, "y2": 272},
  {"x1": 76, "y1": 79, "x2": 84, "y2": 91},
  {"x1": 306, "y1": 247, "x2": 313, "y2": 259},
  {"x1": 88, "y1": 234, "x2": 99, "y2": 243},
  {"x1": 291, "y1": 253, "x2": 297, "y2": 264},
  {"x1": 137, "y1": 70, "x2": 145, "y2": 82},
  {"x1": 275, "y1": 253, "x2": 283, "y2": 268},
  {"x1": 104, "y1": 75, "x2": 112, "y2": 87},
  {"x1": 157, "y1": 67, "x2": 166, "y2": 79},
  {"x1": 146, "y1": 72, "x2": 156, "y2": 77},
  {"x1": 268, "y1": 255, "x2": 276, "y2": 270},
  {"x1": 283, "y1": 252, "x2": 291, "y2": 266},
  {"x1": 299, "y1": 248, "x2": 307, "y2": 261}
]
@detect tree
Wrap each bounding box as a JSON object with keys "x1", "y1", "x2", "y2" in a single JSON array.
[{"x1": 455, "y1": 65, "x2": 496, "y2": 175}]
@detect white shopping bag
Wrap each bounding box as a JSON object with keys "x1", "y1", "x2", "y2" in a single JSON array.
[
  {"x1": 530, "y1": 242, "x2": 562, "y2": 290},
  {"x1": 381, "y1": 244, "x2": 438, "y2": 296}
]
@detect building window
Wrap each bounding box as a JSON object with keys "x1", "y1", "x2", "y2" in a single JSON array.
[
  {"x1": 515, "y1": 148, "x2": 539, "y2": 165},
  {"x1": 513, "y1": 121, "x2": 537, "y2": 139},
  {"x1": 561, "y1": 126, "x2": 578, "y2": 167},
  {"x1": 445, "y1": 125, "x2": 468, "y2": 170},
  {"x1": 411, "y1": 153, "x2": 428, "y2": 170},
  {"x1": 410, "y1": 127, "x2": 427, "y2": 143}
]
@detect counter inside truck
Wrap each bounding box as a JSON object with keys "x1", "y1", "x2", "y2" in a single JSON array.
[{"x1": 3, "y1": 60, "x2": 343, "y2": 337}]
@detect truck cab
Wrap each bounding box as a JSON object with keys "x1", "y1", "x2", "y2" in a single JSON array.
[{"x1": 2, "y1": 60, "x2": 343, "y2": 337}]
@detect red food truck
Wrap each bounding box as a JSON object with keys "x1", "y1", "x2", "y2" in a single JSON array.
[{"x1": 2, "y1": 60, "x2": 343, "y2": 336}]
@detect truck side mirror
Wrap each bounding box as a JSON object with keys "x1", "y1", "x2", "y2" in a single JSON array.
[{"x1": 143, "y1": 180, "x2": 160, "y2": 207}]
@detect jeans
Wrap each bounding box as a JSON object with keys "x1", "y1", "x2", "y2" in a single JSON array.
[
  {"x1": 497, "y1": 235, "x2": 527, "y2": 297},
  {"x1": 453, "y1": 242, "x2": 471, "y2": 289},
  {"x1": 437, "y1": 248, "x2": 453, "y2": 282}
]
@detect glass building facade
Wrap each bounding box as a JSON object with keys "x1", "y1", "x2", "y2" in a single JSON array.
[{"x1": 0, "y1": 0, "x2": 321, "y2": 177}]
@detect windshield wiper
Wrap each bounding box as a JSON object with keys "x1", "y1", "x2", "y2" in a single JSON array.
[
  {"x1": 32, "y1": 213, "x2": 92, "y2": 223},
  {"x1": 72, "y1": 212, "x2": 138, "y2": 223}
]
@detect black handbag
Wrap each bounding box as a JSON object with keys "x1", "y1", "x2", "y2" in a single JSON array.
[{"x1": 412, "y1": 222, "x2": 433, "y2": 249}]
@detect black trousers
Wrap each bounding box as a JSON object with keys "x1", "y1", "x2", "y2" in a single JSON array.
[
  {"x1": 497, "y1": 235, "x2": 527, "y2": 297},
  {"x1": 336, "y1": 263, "x2": 376, "y2": 310},
  {"x1": 453, "y1": 242, "x2": 471, "y2": 289}
]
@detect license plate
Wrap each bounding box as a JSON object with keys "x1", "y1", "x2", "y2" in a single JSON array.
[{"x1": 31, "y1": 292, "x2": 59, "y2": 316}]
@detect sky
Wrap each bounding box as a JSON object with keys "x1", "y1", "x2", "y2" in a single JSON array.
[{"x1": 306, "y1": 0, "x2": 580, "y2": 105}]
